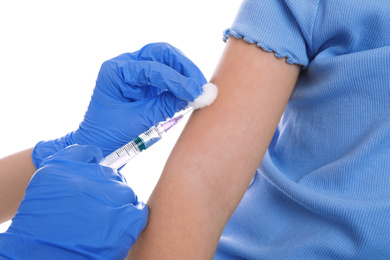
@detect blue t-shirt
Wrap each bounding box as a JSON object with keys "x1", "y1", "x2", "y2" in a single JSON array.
[{"x1": 216, "y1": 0, "x2": 390, "y2": 259}]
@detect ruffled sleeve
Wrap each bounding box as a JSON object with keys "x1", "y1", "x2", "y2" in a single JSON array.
[{"x1": 224, "y1": 0, "x2": 319, "y2": 69}]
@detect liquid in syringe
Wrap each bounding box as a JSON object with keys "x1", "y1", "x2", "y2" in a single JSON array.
[{"x1": 99, "y1": 111, "x2": 190, "y2": 170}]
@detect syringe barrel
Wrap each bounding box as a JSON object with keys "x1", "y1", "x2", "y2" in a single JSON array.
[
  {"x1": 99, "y1": 126, "x2": 163, "y2": 170},
  {"x1": 99, "y1": 140, "x2": 141, "y2": 169},
  {"x1": 138, "y1": 126, "x2": 163, "y2": 149}
]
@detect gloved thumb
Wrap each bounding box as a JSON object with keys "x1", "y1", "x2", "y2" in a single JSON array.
[
  {"x1": 40, "y1": 144, "x2": 103, "y2": 167},
  {"x1": 138, "y1": 82, "x2": 218, "y2": 125},
  {"x1": 134, "y1": 91, "x2": 188, "y2": 125}
]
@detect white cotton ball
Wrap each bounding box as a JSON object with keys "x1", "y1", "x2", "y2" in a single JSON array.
[{"x1": 188, "y1": 83, "x2": 218, "y2": 109}]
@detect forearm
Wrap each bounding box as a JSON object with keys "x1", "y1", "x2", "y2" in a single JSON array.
[
  {"x1": 127, "y1": 38, "x2": 300, "y2": 259},
  {"x1": 0, "y1": 148, "x2": 36, "y2": 223}
]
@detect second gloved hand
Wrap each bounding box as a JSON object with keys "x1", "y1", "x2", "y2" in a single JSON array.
[
  {"x1": 0, "y1": 145, "x2": 148, "y2": 260},
  {"x1": 32, "y1": 42, "x2": 207, "y2": 168}
]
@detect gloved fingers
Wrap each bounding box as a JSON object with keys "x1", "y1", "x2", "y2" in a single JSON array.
[
  {"x1": 147, "y1": 91, "x2": 188, "y2": 122},
  {"x1": 95, "y1": 201, "x2": 148, "y2": 259},
  {"x1": 40, "y1": 144, "x2": 103, "y2": 167},
  {"x1": 122, "y1": 200, "x2": 149, "y2": 242},
  {"x1": 34, "y1": 151, "x2": 138, "y2": 206},
  {"x1": 38, "y1": 145, "x2": 128, "y2": 184},
  {"x1": 125, "y1": 91, "x2": 188, "y2": 127},
  {"x1": 87, "y1": 175, "x2": 139, "y2": 207},
  {"x1": 95, "y1": 43, "x2": 206, "y2": 103},
  {"x1": 119, "y1": 60, "x2": 204, "y2": 102},
  {"x1": 96, "y1": 58, "x2": 203, "y2": 103},
  {"x1": 95, "y1": 59, "x2": 163, "y2": 104},
  {"x1": 154, "y1": 91, "x2": 189, "y2": 117},
  {"x1": 134, "y1": 42, "x2": 207, "y2": 85}
]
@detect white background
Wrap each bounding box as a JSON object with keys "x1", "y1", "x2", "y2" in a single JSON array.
[{"x1": 0, "y1": 1, "x2": 242, "y2": 232}]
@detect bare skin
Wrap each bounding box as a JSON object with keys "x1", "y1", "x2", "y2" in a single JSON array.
[
  {"x1": 0, "y1": 148, "x2": 36, "y2": 223},
  {"x1": 0, "y1": 37, "x2": 300, "y2": 258},
  {"x1": 127, "y1": 37, "x2": 300, "y2": 259}
]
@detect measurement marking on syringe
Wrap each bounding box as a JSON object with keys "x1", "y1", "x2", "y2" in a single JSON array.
[
  {"x1": 100, "y1": 110, "x2": 191, "y2": 169},
  {"x1": 117, "y1": 142, "x2": 138, "y2": 157}
]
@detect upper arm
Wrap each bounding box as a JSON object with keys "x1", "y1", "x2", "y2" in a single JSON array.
[
  {"x1": 128, "y1": 37, "x2": 300, "y2": 259},
  {"x1": 171, "y1": 36, "x2": 300, "y2": 215}
]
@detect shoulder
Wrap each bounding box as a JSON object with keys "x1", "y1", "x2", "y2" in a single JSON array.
[
  {"x1": 227, "y1": 0, "x2": 321, "y2": 68},
  {"x1": 312, "y1": 1, "x2": 390, "y2": 58}
]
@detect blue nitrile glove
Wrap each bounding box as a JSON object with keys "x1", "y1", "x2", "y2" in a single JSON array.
[
  {"x1": 32, "y1": 42, "x2": 207, "y2": 168},
  {"x1": 0, "y1": 145, "x2": 148, "y2": 260}
]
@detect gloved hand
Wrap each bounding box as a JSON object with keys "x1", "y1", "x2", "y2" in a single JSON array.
[
  {"x1": 0, "y1": 145, "x2": 148, "y2": 260},
  {"x1": 32, "y1": 42, "x2": 207, "y2": 168}
]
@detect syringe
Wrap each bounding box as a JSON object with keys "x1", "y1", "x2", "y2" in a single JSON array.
[{"x1": 99, "y1": 109, "x2": 192, "y2": 170}]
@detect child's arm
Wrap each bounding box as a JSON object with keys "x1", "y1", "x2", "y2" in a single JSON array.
[{"x1": 127, "y1": 37, "x2": 301, "y2": 259}]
